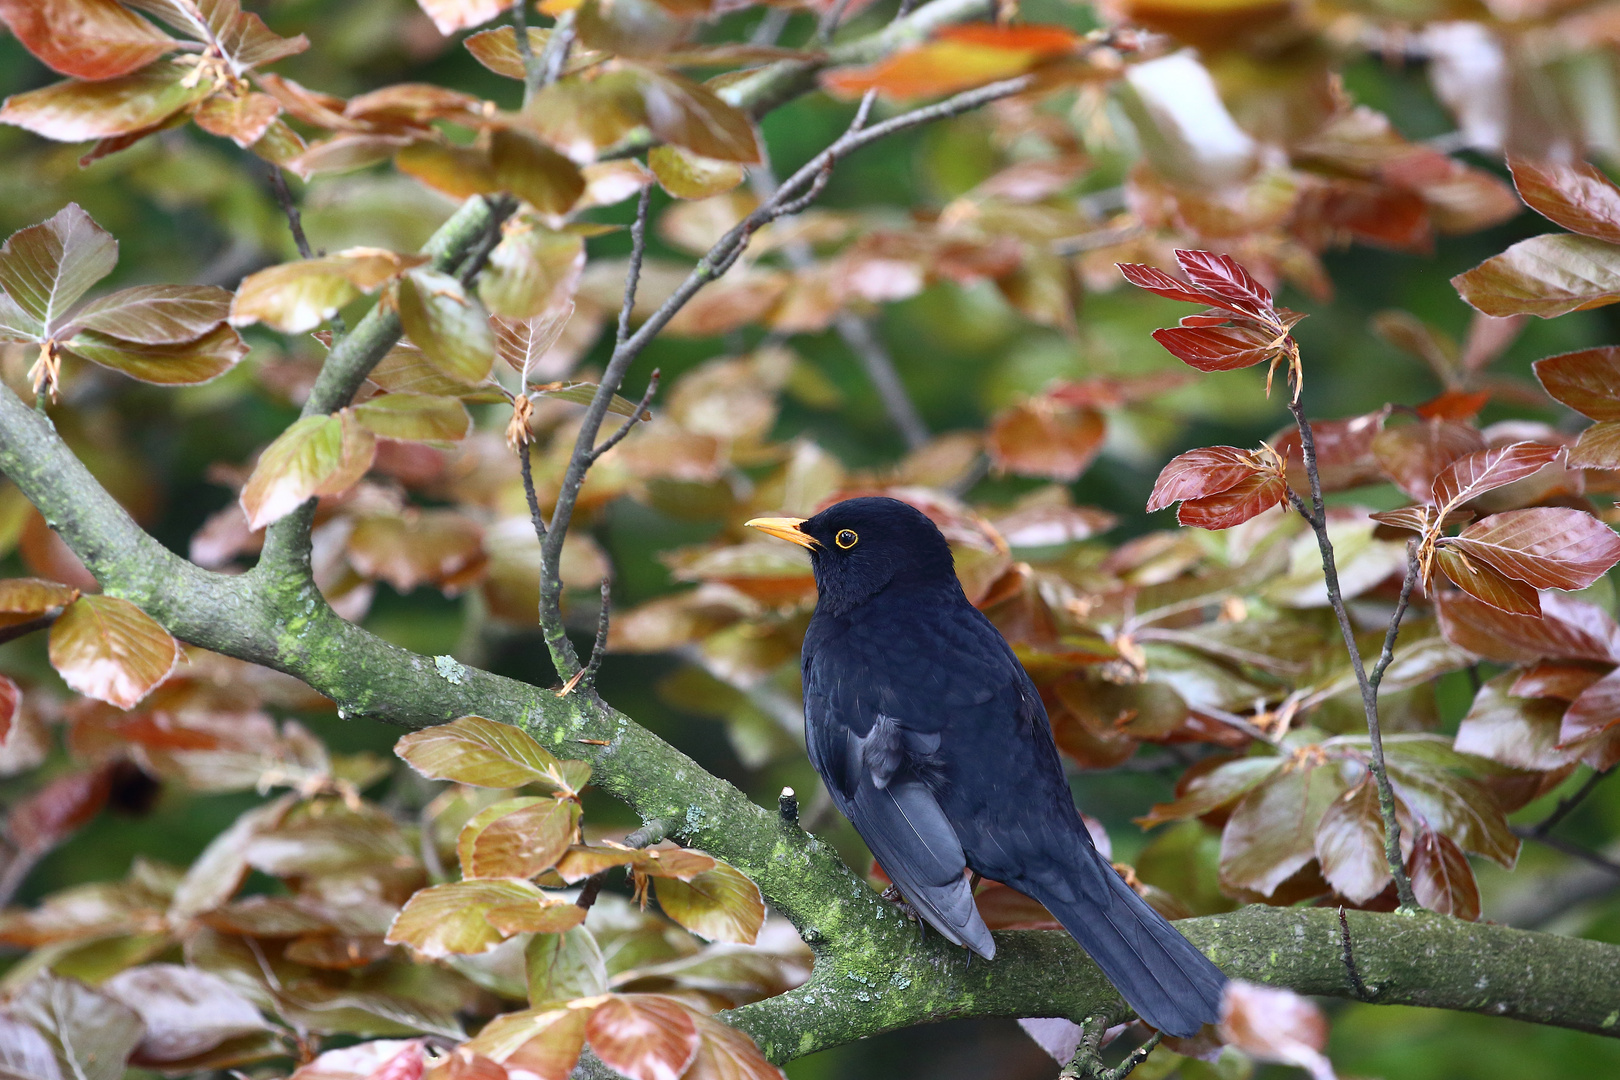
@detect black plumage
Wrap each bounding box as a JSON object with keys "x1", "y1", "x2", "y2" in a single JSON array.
[{"x1": 747, "y1": 496, "x2": 1227, "y2": 1037}]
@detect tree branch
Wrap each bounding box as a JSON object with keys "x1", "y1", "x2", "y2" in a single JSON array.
[{"x1": 1285, "y1": 396, "x2": 1419, "y2": 909}]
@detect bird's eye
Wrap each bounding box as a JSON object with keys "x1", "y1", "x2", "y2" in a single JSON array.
[{"x1": 835, "y1": 529, "x2": 859, "y2": 549}]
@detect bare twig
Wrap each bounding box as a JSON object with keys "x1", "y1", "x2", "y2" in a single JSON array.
[
  {"x1": 1060, "y1": 1017, "x2": 1158, "y2": 1080},
  {"x1": 268, "y1": 166, "x2": 315, "y2": 260},
  {"x1": 1514, "y1": 828, "x2": 1620, "y2": 878},
  {"x1": 519, "y1": 439, "x2": 547, "y2": 542},
  {"x1": 834, "y1": 311, "x2": 929, "y2": 448},
  {"x1": 616, "y1": 185, "x2": 653, "y2": 349},
  {"x1": 1530, "y1": 767, "x2": 1614, "y2": 838},
  {"x1": 582, "y1": 578, "x2": 611, "y2": 691},
  {"x1": 588, "y1": 370, "x2": 659, "y2": 464},
  {"x1": 575, "y1": 817, "x2": 672, "y2": 911},
  {"x1": 0, "y1": 613, "x2": 55, "y2": 647},
  {"x1": 1051, "y1": 223, "x2": 1142, "y2": 257},
  {"x1": 1286, "y1": 397, "x2": 1419, "y2": 910},
  {"x1": 1368, "y1": 540, "x2": 1421, "y2": 692},
  {"x1": 1338, "y1": 906, "x2": 1376, "y2": 1001},
  {"x1": 537, "y1": 9, "x2": 576, "y2": 90},
  {"x1": 511, "y1": 0, "x2": 542, "y2": 107}
]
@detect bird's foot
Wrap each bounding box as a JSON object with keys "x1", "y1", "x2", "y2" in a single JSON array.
[{"x1": 880, "y1": 884, "x2": 922, "y2": 924}]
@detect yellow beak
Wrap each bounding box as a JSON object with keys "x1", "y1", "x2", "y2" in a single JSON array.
[{"x1": 745, "y1": 516, "x2": 818, "y2": 550}]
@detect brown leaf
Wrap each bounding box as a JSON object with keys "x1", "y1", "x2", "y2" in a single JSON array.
[
  {"x1": 71, "y1": 284, "x2": 230, "y2": 345},
  {"x1": 1430, "y1": 442, "x2": 1560, "y2": 514},
  {"x1": 386, "y1": 879, "x2": 570, "y2": 957},
  {"x1": 1445, "y1": 507, "x2": 1620, "y2": 591},
  {"x1": 1146, "y1": 446, "x2": 1257, "y2": 512},
  {"x1": 239, "y1": 411, "x2": 377, "y2": 530},
  {"x1": 1437, "y1": 589, "x2": 1620, "y2": 664},
  {"x1": 0, "y1": 203, "x2": 116, "y2": 338},
  {"x1": 1534, "y1": 346, "x2": 1620, "y2": 421},
  {"x1": 6, "y1": 766, "x2": 112, "y2": 855},
  {"x1": 64, "y1": 323, "x2": 247, "y2": 385},
  {"x1": 0, "y1": 0, "x2": 175, "y2": 80},
  {"x1": 192, "y1": 90, "x2": 281, "y2": 147},
  {"x1": 1453, "y1": 233, "x2": 1620, "y2": 318},
  {"x1": 398, "y1": 268, "x2": 496, "y2": 384},
  {"x1": 465, "y1": 1008, "x2": 587, "y2": 1080},
  {"x1": 1569, "y1": 420, "x2": 1620, "y2": 469},
  {"x1": 987, "y1": 400, "x2": 1104, "y2": 481},
  {"x1": 1508, "y1": 155, "x2": 1620, "y2": 245},
  {"x1": 1313, "y1": 779, "x2": 1390, "y2": 903},
  {"x1": 684, "y1": 1013, "x2": 785, "y2": 1080},
  {"x1": 1177, "y1": 470, "x2": 1288, "y2": 530},
  {"x1": 231, "y1": 249, "x2": 426, "y2": 334},
  {"x1": 821, "y1": 25, "x2": 1078, "y2": 101},
  {"x1": 1152, "y1": 323, "x2": 1282, "y2": 373},
  {"x1": 1218, "y1": 980, "x2": 1335, "y2": 1080},
  {"x1": 458, "y1": 797, "x2": 580, "y2": 880},
  {"x1": 0, "y1": 60, "x2": 211, "y2": 142},
  {"x1": 481, "y1": 223, "x2": 585, "y2": 322},
  {"x1": 353, "y1": 394, "x2": 471, "y2": 444},
  {"x1": 347, "y1": 510, "x2": 483, "y2": 593},
  {"x1": 1407, "y1": 828, "x2": 1480, "y2": 920},
  {"x1": 649, "y1": 145, "x2": 745, "y2": 200},
  {"x1": 637, "y1": 68, "x2": 760, "y2": 164},
  {"x1": 586, "y1": 995, "x2": 701, "y2": 1080},
  {"x1": 1371, "y1": 420, "x2": 1484, "y2": 502},
  {"x1": 1511, "y1": 661, "x2": 1608, "y2": 700},
  {"x1": 395, "y1": 715, "x2": 590, "y2": 795},
  {"x1": 1434, "y1": 546, "x2": 1541, "y2": 616},
  {"x1": 1558, "y1": 667, "x2": 1620, "y2": 746},
  {"x1": 492, "y1": 130, "x2": 587, "y2": 218},
  {"x1": 1219, "y1": 756, "x2": 1347, "y2": 897},
  {"x1": 48, "y1": 595, "x2": 179, "y2": 709},
  {"x1": 101, "y1": 964, "x2": 270, "y2": 1064},
  {"x1": 0, "y1": 577, "x2": 80, "y2": 626}
]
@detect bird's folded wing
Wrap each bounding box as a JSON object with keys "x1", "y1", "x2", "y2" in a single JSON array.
[{"x1": 848, "y1": 776, "x2": 994, "y2": 959}]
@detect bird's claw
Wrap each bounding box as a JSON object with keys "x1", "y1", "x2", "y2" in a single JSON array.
[{"x1": 881, "y1": 883, "x2": 922, "y2": 924}]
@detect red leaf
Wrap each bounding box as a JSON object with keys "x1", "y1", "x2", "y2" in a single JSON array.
[
  {"x1": 1407, "y1": 828, "x2": 1480, "y2": 921},
  {"x1": 0, "y1": 0, "x2": 175, "y2": 80},
  {"x1": 1508, "y1": 155, "x2": 1620, "y2": 246},
  {"x1": 7, "y1": 766, "x2": 112, "y2": 855},
  {"x1": 1445, "y1": 507, "x2": 1620, "y2": 591},
  {"x1": 1370, "y1": 420, "x2": 1485, "y2": 502},
  {"x1": 986, "y1": 401, "x2": 1105, "y2": 481},
  {"x1": 0, "y1": 60, "x2": 211, "y2": 142},
  {"x1": 1429, "y1": 441, "x2": 1560, "y2": 514},
  {"x1": 1151, "y1": 324, "x2": 1281, "y2": 372},
  {"x1": 1570, "y1": 420, "x2": 1620, "y2": 469},
  {"x1": 1118, "y1": 261, "x2": 1245, "y2": 316},
  {"x1": 1177, "y1": 471, "x2": 1288, "y2": 530},
  {"x1": 934, "y1": 24, "x2": 1082, "y2": 53},
  {"x1": 585, "y1": 996, "x2": 700, "y2": 1080},
  {"x1": 48, "y1": 594, "x2": 180, "y2": 708},
  {"x1": 1271, "y1": 409, "x2": 1386, "y2": 492},
  {"x1": 1533, "y1": 346, "x2": 1620, "y2": 421},
  {"x1": 1558, "y1": 667, "x2": 1620, "y2": 745},
  {"x1": 1174, "y1": 248, "x2": 1273, "y2": 317},
  {"x1": 0, "y1": 674, "x2": 16, "y2": 742},
  {"x1": 1511, "y1": 661, "x2": 1607, "y2": 700},
  {"x1": 1434, "y1": 546, "x2": 1541, "y2": 616},
  {"x1": 1435, "y1": 590, "x2": 1620, "y2": 664},
  {"x1": 1146, "y1": 446, "x2": 1257, "y2": 512},
  {"x1": 1415, "y1": 389, "x2": 1490, "y2": 421}
]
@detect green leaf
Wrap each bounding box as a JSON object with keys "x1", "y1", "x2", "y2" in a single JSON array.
[
  {"x1": 492, "y1": 130, "x2": 587, "y2": 219},
  {"x1": 533, "y1": 380, "x2": 646, "y2": 418},
  {"x1": 651, "y1": 861, "x2": 764, "y2": 945},
  {"x1": 353, "y1": 393, "x2": 471, "y2": 443},
  {"x1": 0, "y1": 60, "x2": 212, "y2": 142},
  {"x1": 397, "y1": 267, "x2": 495, "y2": 384},
  {"x1": 524, "y1": 70, "x2": 649, "y2": 161},
  {"x1": 457, "y1": 796, "x2": 581, "y2": 880},
  {"x1": 480, "y1": 222, "x2": 585, "y2": 321},
  {"x1": 64, "y1": 323, "x2": 247, "y2": 385},
  {"x1": 231, "y1": 249, "x2": 427, "y2": 334},
  {"x1": 0, "y1": 204, "x2": 117, "y2": 334},
  {"x1": 366, "y1": 342, "x2": 506, "y2": 402},
  {"x1": 48, "y1": 595, "x2": 179, "y2": 709},
  {"x1": 525, "y1": 926, "x2": 607, "y2": 1006},
  {"x1": 394, "y1": 715, "x2": 590, "y2": 795},
  {"x1": 71, "y1": 284, "x2": 232, "y2": 344},
  {"x1": 649, "y1": 144, "x2": 746, "y2": 200},
  {"x1": 464, "y1": 1007, "x2": 589, "y2": 1080},
  {"x1": 386, "y1": 880, "x2": 578, "y2": 958},
  {"x1": 1452, "y1": 233, "x2": 1620, "y2": 318},
  {"x1": 1219, "y1": 757, "x2": 1348, "y2": 897},
  {"x1": 238, "y1": 410, "x2": 377, "y2": 530}
]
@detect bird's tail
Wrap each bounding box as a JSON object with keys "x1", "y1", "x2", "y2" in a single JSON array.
[{"x1": 1013, "y1": 844, "x2": 1226, "y2": 1038}]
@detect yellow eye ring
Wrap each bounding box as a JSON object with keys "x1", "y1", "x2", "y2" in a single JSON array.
[{"x1": 835, "y1": 529, "x2": 859, "y2": 549}]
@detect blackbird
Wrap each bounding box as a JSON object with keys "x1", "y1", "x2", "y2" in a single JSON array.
[{"x1": 747, "y1": 496, "x2": 1227, "y2": 1036}]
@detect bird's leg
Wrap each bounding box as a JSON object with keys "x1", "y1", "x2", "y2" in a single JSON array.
[{"x1": 880, "y1": 883, "x2": 923, "y2": 924}]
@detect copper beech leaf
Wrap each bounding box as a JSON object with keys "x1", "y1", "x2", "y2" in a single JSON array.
[
  {"x1": 1146, "y1": 446, "x2": 1257, "y2": 513},
  {"x1": 346, "y1": 510, "x2": 483, "y2": 593},
  {"x1": 1138, "y1": 756, "x2": 1283, "y2": 827},
  {"x1": 1407, "y1": 829, "x2": 1481, "y2": 921},
  {"x1": 1177, "y1": 471, "x2": 1288, "y2": 530},
  {"x1": 987, "y1": 401, "x2": 1105, "y2": 481},
  {"x1": 394, "y1": 715, "x2": 590, "y2": 795},
  {"x1": 6, "y1": 767, "x2": 112, "y2": 856},
  {"x1": 464, "y1": 1007, "x2": 589, "y2": 1080},
  {"x1": 1371, "y1": 420, "x2": 1484, "y2": 502},
  {"x1": 1219, "y1": 757, "x2": 1348, "y2": 896},
  {"x1": 239, "y1": 410, "x2": 376, "y2": 530},
  {"x1": 63, "y1": 323, "x2": 247, "y2": 385},
  {"x1": 48, "y1": 595, "x2": 179, "y2": 709},
  {"x1": 1444, "y1": 507, "x2": 1620, "y2": 591},
  {"x1": 1507, "y1": 155, "x2": 1620, "y2": 245},
  {"x1": 71, "y1": 284, "x2": 231, "y2": 344},
  {"x1": 1383, "y1": 756, "x2": 1519, "y2": 866},
  {"x1": 1429, "y1": 442, "x2": 1560, "y2": 514},
  {"x1": 491, "y1": 130, "x2": 587, "y2": 218},
  {"x1": 1454, "y1": 674, "x2": 1576, "y2": 771},
  {"x1": 649, "y1": 145, "x2": 746, "y2": 200},
  {"x1": 651, "y1": 860, "x2": 764, "y2": 944},
  {"x1": 1434, "y1": 546, "x2": 1541, "y2": 616},
  {"x1": 480, "y1": 225, "x2": 585, "y2": 322},
  {"x1": 493, "y1": 305, "x2": 575, "y2": 378},
  {"x1": 1533, "y1": 346, "x2": 1620, "y2": 421},
  {"x1": 9, "y1": 971, "x2": 145, "y2": 1080},
  {"x1": 0, "y1": 204, "x2": 116, "y2": 335},
  {"x1": 192, "y1": 90, "x2": 281, "y2": 147},
  {"x1": 1558, "y1": 667, "x2": 1620, "y2": 746},
  {"x1": 685, "y1": 1013, "x2": 786, "y2": 1080},
  {"x1": 1218, "y1": 981, "x2": 1334, "y2": 1080},
  {"x1": 0, "y1": 60, "x2": 213, "y2": 142},
  {"x1": 0, "y1": 674, "x2": 17, "y2": 743},
  {"x1": 1570, "y1": 421, "x2": 1620, "y2": 468},
  {"x1": 457, "y1": 796, "x2": 581, "y2": 880},
  {"x1": 353, "y1": 394, "x2": 471, "y2": 443},
  {"x1": 1313, "y1": 778, "x2": 1390, "y2": 903},
  {"x1": 525, "y1": 927, "x2": 608, "y2": 1006},
  {"x1": 586, "y1": 995, "x2": 701, "y2": 1080},
  {"x1": 1436, "y1": 590, "x2": 1620, "y2": 664},
  {"x1": 0, "y1": 0, "x2": 176, "y2": 80},
  {"x1": 0, "y1": 577, "x2": 80, "y2": 627},
  {"x1": 1151, "y1": 324, "x2": 1281, "y2": 372},
  {"x1": 100, "y1": 964, "x2": 270, "y2": 1063},
  {"x1": 1452, "y1": 233, "x2": 1620, "y2": 318},
  {"x1": 397, "y1": 267, "x2": 496, "y2": 384},
  {"x1": 1175, "y1": 248, "x2": 1274, "y2": 316},
  {"x1": 637, "y1": 69, "x2": 760, "y2": 164},
  {"x1": 231, "y1": 249, "x2": 428, "y2": 334},
  {"x1": 386, "y1": 879, "x2": 581, "y2": 958},
  {"x1": 822, "y1": 25, "x2": 1078, "y2": 101}
]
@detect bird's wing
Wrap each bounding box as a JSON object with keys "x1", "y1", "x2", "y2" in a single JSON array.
[{"x1": 804, "y1": 653, "x2": 994, "y2": 959}]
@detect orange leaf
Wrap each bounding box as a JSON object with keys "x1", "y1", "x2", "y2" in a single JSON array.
[{"x1": 48, "y1": 594, "x2": 179, "y2": 709}]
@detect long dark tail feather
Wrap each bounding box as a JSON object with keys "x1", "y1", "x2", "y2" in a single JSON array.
[{"x1": 1015, "y1": 847, "x2": 1227, "y2": 1038}]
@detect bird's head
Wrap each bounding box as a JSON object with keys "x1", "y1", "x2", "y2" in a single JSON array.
[{"x1": 746, "y1": 496, "x2": 957, "y2": 613}]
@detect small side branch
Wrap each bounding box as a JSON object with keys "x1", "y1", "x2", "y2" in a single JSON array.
[
  {"x1": 582, "y1": 578, "x2": 611, "y2": 691},
  {"x1": 268, "y1": 166, "x2": 315, "y2": 261},
  {"x1": 1529, "y1": 767, "x2": 1613, "y2": 838},
  {"x1": 589, "y1": 370, "x2": 659, "y2": 465},
  {"x1": 1286, "y1": 398, "x2": 1419, "y2": 910},
  {"x1": 537, "y1": 9, "x2": 576, "y2": 91},
  {"x1": 1338, "y1": 906, "x2": 1376, "y2": 1001}
]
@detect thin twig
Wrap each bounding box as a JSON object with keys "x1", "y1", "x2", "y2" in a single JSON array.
[
  {"x1": 0, "y1": 613, "x2": 56, "y2": 647},
  {"x1": 616, "y1": 185, "x2": 653, "y2": 349},
  {"x1": 1531, "y1": 767, "x2": 1614, "y2": 838},
  {"x1": 576, "y1": 817, "x2": 672, "y2": 911},
  {"x1": 520, "y1": 440, "x2": 547, "y2": 541},
  {"x1": 816, "y1": 0, "x2": 857, "y2": 42},
  {"x1": 268, "y1": 166, "x2": 315, "y2": 260},
  {"x1": 1286, "y1": 398, "x2": 1419, "y2": 910},
  {"x1": 512, "y1": 0, "x2": 542, "y2": 107},
  {"x1": 537, "y1": 9, "x2": 576, "y2": 90},
  {"x1": 1514, "y1": 828, "x2": 1620, "y2": 877},
  {"x1": 588, "y1": 370, "x2": 660, "y2": 464},
  {"x1": 1338, "y1": 906, "x2": 1376, "y2": 1001},
  {"x1": 1368, "y1": 540, "x2": 1421, "y2": 692},
  {"x1": 582, "y1": 578, "x2": 611, "y2": 690},
  {"x1": 456, "y1": 199, "x2": 513, "y2": 288}
]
